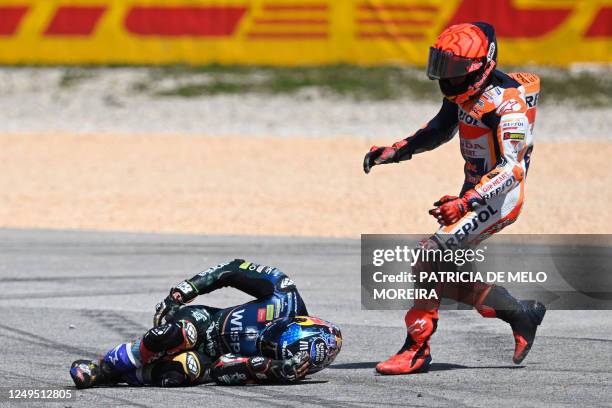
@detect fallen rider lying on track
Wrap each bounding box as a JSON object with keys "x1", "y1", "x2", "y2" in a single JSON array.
[{"x1": 70, "y1": 259, "x2": 342, "y2": 387}]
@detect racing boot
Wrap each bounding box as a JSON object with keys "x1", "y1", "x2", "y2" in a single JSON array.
[
  {"x1": 477, "y1": 285, "x2": 546, "y2": 364},
  {"x1": 70, "y1": 359, "x2": 107, "y2": 389},
  {"x1": 376, "y1": 308, "x2": 438, "y2": 375},
  {"x1": 70, "y1": 342, "x2": 141, "y2": 388}
]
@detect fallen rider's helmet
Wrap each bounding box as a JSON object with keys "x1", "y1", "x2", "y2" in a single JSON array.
[{"x1": 257, "y1": 316, "x2": 342, "y2": 373}]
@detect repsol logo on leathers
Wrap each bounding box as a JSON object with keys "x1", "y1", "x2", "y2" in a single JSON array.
[
  {"x1": 458, "y1": 110, "x2": 480, "y2": 126},
  {"x1": 526, "y1": 93, "x2": 539, "y2": 108},
  {"x1": 443, "y1": 205, "x2": 499, "y2": 249},
  {"x1": 482, "y1": 175, "x2": 516, "y2": 200}
]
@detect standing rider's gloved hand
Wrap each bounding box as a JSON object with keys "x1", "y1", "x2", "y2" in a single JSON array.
[
  {"x1": 363, "y1": 139, "x2": 410, "y2": 174},
  {"x1": 428, "y1": 189, "x2": 483, "y2": 226}
]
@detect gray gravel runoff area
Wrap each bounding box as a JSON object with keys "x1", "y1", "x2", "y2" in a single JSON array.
[
  {"x1": 0, "y1": 67, "x2": 610, "y2": 141},
  {"x1": 0, "y1": 228, "x2": 610, "y2": 407}
]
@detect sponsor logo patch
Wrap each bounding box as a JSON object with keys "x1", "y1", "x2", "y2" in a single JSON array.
[
  {"x1": 497, "y1": 98, "x2": 523, "y2": 115},
  {"x1": 191, "y1": 309, "x2": 209, "y2": 322},
  {"x1": 197, "y1": 261, "x2": 230, "y2": 276},
  {"x1": 239, "y1": 261, "x2": 276, "y2": 274},
  {"x1": 310, "y1": 338, "x2": 328, "y2": 365},
  {"x1": 176, "y1": 281, "x2": 194, "y2": 295},
  {"x1": 503, "y1": 132, "x2": 525, "y2": 140},
  {"x1": 526, "y1": 93, "x2": 539, "y2": 108},
  {"x1": 265, "y1": 304, "x2": 275, "y2": 321},
  {"x1": 458, "y1": 109, "x2": 480, "y2": 126},
  {"x1": 229, "y1": 309, "x2": 244, "y2": 353},
  {"x1": 184, "y1": 321, "x2": 197, "y2": 345},
  {"x1": 501, "y1": 119, "x2": 525, "y2": 130},
  {"x1": 186, "y1": 353, "x2": 200, "y2": 376},
  {"x1": 487, "y1": 42, "x2": 496, "y2": 61},
  {"x1": 279, "y1": 277, "x2": 294, "y2": 289}
]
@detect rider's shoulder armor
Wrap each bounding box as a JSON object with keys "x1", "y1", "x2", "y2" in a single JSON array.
[{"x1": 463, "y1": 70, "x2": 536, "y2": 124}]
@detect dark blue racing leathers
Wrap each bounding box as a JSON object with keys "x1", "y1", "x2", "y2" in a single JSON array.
[
  {"x1": 167, "y1": 259, "x2": 308, "y2": 359},
  {"x1": 94, "y1": 259, "x2": 311, "y2": 386}
]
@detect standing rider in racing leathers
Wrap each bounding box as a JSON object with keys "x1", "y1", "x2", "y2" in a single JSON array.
[
  {"x1": 70, "y1": 259, "x2": 342, "y2": 387},
  {"x1": 363, "y1": 22, "x2": 545, "y2": 375}
]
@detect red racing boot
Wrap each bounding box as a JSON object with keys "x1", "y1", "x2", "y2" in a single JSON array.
[
  {"x1": 477, "y1": 285, "x2": 546, "y2": 364},
  {"x1": 376, "y1": 309, "x2": 438, "y2": 375}
]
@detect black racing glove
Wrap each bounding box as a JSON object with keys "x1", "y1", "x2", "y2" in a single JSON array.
[
  {"x1": 153, "y1": 292, "x2": 182, "y2": 327},
  {"x1": 269, "y1": 351, "x2": 310, "y2": 383},
  {"x1": 153, "y1": 280, "x2": 199, "y2": 326}
]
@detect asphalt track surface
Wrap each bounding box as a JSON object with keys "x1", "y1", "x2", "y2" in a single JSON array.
[{"x1": 0, "y1": 228, "x2": 610, "y2": 407}]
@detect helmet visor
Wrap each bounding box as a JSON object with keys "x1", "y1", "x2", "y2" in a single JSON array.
[{"x1": 427, "y1": 47, "x2": 477, "y2": 80}]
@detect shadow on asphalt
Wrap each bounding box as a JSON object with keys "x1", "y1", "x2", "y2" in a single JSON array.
[
  {"x1": 429, "y1": 363, "x2": 525, "y2": 371},
  {"x1": 329, "y1": 362, "x2": 378, "y2": 369},
  {"x1": 330, "y1": 362, "x2": 525, "y2": 371}
]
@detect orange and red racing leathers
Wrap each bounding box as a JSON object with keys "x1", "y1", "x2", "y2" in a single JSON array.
[{"x1": 396, "y1": 70, "x2": 539, "y2": 248}]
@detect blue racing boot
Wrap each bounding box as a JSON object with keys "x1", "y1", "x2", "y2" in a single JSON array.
[{"x1": 70, "y1": 343, "x2": 141, "y2": 389}]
